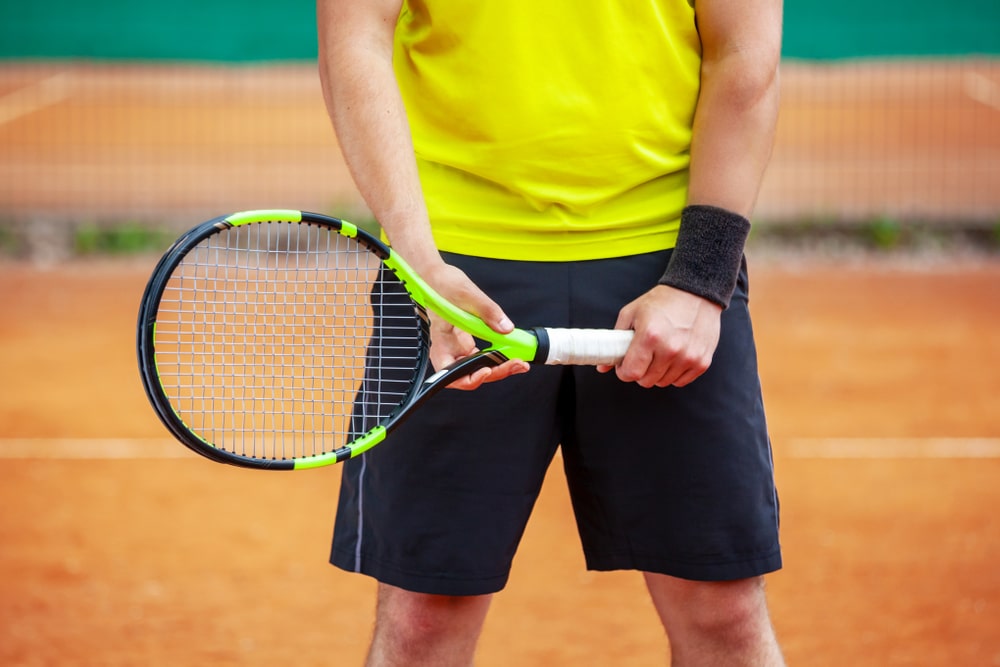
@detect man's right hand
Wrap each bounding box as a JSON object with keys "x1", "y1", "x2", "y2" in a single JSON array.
[{"x1": 421, "y1": 262, "x2": 529, "y2": 390}]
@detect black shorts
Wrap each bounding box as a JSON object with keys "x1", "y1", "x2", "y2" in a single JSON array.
[{"x1": 330, "y1": 250, "x2": 781, "y2": 595}]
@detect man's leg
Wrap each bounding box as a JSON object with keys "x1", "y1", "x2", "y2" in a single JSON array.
[
  {"x1": 364, "y1": 584, "x2": 492, "y2": 667},
  {"x1": 333, "y1": 256, "x2": 571, "y2": 665},
  {"x1": 644, "y1": 573, "x2": 784, "y2": 667}
]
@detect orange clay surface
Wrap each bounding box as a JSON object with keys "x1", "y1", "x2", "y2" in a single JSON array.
[{"x1": 1, "y1": 259, "x2": 998, "y2": 666}]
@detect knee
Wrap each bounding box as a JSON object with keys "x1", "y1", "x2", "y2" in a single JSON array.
[
  {"x1": 385, "y1": 595, "x2": 467, "y2": 641},
  {"x1": 374, "y1": 585, "x2": 492, "y2": 653},
  {"x1": 647, "y1": 574, "x2": 772, "y2": 645},
  {"x1": 690, "y1": 580, "x2": 767, "y2": 643}
]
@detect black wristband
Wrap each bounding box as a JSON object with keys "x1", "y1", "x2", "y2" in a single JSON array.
[{"x1": 657, "y1": 205, "x2": 751, "y2": 309}]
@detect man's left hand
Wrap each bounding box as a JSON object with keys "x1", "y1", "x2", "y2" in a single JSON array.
[{"x1": 597, "y1": 285, "x2": 722, "y2": 388}]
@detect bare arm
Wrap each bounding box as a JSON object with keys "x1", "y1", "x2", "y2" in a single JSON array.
[
  {"x1": 610, "y1": 0, "x2": 782, "y2": 388},
  {"x1": 316, "y1": 1, "x2": 524, "y2": 387},
  {"x1": 687, "y1": 0, "x2": 783, "y2": 215},
  {"x1": 316, "y1": 0, "x2": 436, "y2": 269}
]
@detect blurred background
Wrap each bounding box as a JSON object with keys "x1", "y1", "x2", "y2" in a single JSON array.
[
  {"x1": 0, "y1": 2, "x2": 998, "y2": 666},
  {"x1": 0, "y1": 0, "x2": 997, "y2": 257}
]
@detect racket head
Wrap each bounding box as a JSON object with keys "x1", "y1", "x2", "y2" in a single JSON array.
[{"x1": 136, "y1": 210, "x2": 431, "y2": 469}]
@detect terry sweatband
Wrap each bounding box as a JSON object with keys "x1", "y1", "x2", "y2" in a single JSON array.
[{"x1": 657, "y1": 205, "x2": 751, "y2": 309}]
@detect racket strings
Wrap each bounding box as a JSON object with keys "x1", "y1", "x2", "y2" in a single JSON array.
[{"x1": 152, "y1": 221, "x2": 425, "y2": 461}]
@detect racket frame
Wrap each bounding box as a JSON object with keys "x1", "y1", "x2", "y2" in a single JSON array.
[{"x1": 137, "y1": 210, "x2": 543, "y2": 470}]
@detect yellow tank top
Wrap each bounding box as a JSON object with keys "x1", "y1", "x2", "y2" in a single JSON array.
[{"x1": 394, "y1": 1, "x2": 702, "y2": 260}]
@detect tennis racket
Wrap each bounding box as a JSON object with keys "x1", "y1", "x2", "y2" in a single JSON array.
[{"x1": 137, "y1": 210, "x2": 633, "y2": 470}]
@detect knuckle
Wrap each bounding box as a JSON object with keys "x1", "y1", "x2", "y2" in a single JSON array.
[{"x1": 616, "y1": 366, "x2": 640, "y2": 383}]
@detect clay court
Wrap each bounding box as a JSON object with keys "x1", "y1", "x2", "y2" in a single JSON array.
[{"x1": 1, "y1": 62, "x2": 999, "y2": 665}]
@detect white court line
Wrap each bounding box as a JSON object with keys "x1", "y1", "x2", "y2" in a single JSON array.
[
  {"x1": 0, "y1": 437, "x2": 998, "y2": 460},
  {"x1": 0, "y1": 438, "x2": 192, "y2": 460},
  {"x1": 0, "y1": 72, "x2": 72, "y2": 126},
  {"x1": 785, "y1": 437, "x2": 1000, "y2": 459}
]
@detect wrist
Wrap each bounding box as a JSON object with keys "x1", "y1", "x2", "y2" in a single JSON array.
[
  {"x1": 657, "y1": 205, "x2": 750, "y2": 309},
  {"x1": 380, "y1": 224, "x2": 443, "y2": 275}
]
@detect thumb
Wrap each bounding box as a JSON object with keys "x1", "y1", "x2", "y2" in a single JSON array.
[
  {"x1": 431, "y1": 263, "x2": 515, "y2": 335},
  {"x1": 458, "y1": 284, "x2": 514, "y2": 334},
  {"x1": 480, "y1": 300, "x2": 514, "y2": 334}
]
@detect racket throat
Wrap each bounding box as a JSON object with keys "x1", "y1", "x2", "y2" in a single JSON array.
[{"x1": 422, "y1": 350, "x2": 511, "y2": 387}]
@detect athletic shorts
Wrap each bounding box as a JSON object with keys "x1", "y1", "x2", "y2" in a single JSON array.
[{"x1": 330, "y1": 249, "x2": 781, "y2": 595}]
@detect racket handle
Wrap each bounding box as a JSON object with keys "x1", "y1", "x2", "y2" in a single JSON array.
[{"x1": 536, "y1": 328, "x2": 633, "y2": 366}]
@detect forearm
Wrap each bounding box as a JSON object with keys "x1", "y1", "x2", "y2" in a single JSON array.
[
  {"x1": 686, "y1": 50, "x2": 781, "y2": 217},
  {"x1": 658, "y1": 59, "x2": 778, "y2": 307},
  {"x1": 316, "y1": 1, "x2": 443, "y2": 274},
  {"x1": 656, "y1": 0, "x2": 781, "y2": 308}
]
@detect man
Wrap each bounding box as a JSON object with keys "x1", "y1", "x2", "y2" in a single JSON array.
[{"x1": 317, "y1": 1, "x2": 784, "y2": 665}]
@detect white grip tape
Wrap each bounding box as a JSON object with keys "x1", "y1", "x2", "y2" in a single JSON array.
[{"x1": 542, "y1": 328, "x2": 633, "y2": 366}]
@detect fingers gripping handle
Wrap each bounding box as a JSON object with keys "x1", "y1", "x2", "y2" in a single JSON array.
[{"x1": 536, "y1": 328, "x2": 633, "y2": 366}]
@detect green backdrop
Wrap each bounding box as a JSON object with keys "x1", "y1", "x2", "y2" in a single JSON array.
[
  {"x1": 0, "y1": 2, "x2": 317, "y2": 61},
  {"x1": 0, "y1": 1, "x2": 997, "y2": 61}
]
